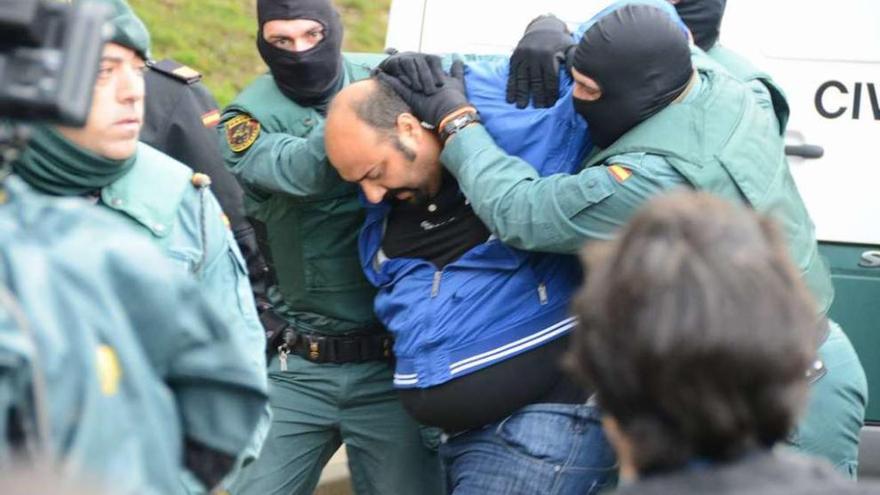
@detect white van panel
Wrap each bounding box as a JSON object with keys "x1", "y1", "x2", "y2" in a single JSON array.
[
  {"x1": 727, "y1": 0, "x2": 880, "y2": 63},
  {"x1": 386, "y1": 0, "x2": 610, "y2": 54},
  {"x1": 722, "y1": 1, "x2": 880, "y2": 245}
]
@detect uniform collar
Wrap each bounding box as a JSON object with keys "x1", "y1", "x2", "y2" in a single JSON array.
[
  {"x1": 679, "y1": 69, "x2": 705, "y2": 104},
  {"x1": 100, "y1": 143, "x2": 190, "y2": 237}
]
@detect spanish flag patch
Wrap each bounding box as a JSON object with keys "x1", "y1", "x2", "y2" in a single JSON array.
[
  {"x1": 608, "y1": 164, "x2": 633, "y2": 183},
  {"x1": 201, "y1": 109, "x2": 220, "y2": 128}
]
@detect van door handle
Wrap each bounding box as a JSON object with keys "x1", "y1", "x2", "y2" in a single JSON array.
[{"x1": 785, "y1": 144, "x2": 824, "y2": 159}]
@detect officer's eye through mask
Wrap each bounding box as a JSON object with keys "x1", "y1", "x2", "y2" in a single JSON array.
[
  {"x1": 674, "y1": 0, "x2": 727, "y2": 52},
  {"x1": 571, "y1": 4, "x2": 693, "y2": 149},
  {"x1": 256, "y1": 0, "x2": 344, "y2": 108}
]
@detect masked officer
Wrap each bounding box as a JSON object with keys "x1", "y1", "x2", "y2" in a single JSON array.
[
  {"x1": 1, "y1": 172, "x2": 267, "y2": 494},
  {"x1": 9, "y1": 0, "x2": 270, "y2": 489},
  {"x1": 505, "y1": 0, "x2": 866, "y2": 477},
  {"x1": 376, "y1": 1, "x2": 867, "y2": 477},
  {"x1": 141, "y1": 59, "x2": 273, "y2": 309},
  {"x1": 217, "y1": 0, "x2": 444, "y2": 493}
]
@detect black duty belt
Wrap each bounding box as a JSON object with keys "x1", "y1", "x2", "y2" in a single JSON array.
[{"x1": 259, "y1": 307, "x2": 392, "y2": 369}]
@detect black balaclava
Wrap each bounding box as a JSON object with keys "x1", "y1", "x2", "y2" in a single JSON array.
[
  {"x1": 572, "y1": 4, "x2": 693, "y2": 149},
  {"x1": 256, "y1": 0, "x2": 344, "y2": 111},
  {"x1": 675, "y1": 0, "x2": 727, "y2": 51}
]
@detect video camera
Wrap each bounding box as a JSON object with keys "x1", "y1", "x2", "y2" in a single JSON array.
[{"x1": 0, "y1": 0, "x2": 107, "y2": 126}]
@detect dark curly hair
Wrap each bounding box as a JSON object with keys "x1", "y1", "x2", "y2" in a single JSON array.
[{"x1": 566, "y1": 191, "x2": 818, "y2": 475}]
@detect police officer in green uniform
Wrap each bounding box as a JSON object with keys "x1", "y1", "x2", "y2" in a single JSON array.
[
  {"x1": 218, "y1": 0, "x2": 444, "y2": 493},
  {"x1": 141, "y1": 58, "x2": 273, "y2": 310},
  {"x1": 376, "y1": 2, "x2": 868, "y2": 477},
  {"x1": 9, "y1": 0, "x2": 270, "y2": 490},
  {"x1": 671, "y1": 0, "x2": 868, "y2": 477},
  {"x1": 0, "y1": 174, "x2": 267, "y2": 494}
]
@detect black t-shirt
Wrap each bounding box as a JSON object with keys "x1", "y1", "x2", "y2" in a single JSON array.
[
  {"x1": 382, "y1": 172, "x2": 588, "y2": 431},
  {"x1": 381, "y1": 172, "x2": 490, "y2": 269}
]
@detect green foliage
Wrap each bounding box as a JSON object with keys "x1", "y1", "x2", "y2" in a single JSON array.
[{"x1": 129, "y1": 0, "x2": 390, "y2": 106}]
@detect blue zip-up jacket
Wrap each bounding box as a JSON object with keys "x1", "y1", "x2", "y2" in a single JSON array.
[{"x1": 360, "y1": 55, "x2": 591, "y2": 389}]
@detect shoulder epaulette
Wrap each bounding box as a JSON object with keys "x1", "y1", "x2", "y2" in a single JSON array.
[{"x1": 150, "y1": 58, "x2": 203, "y2": 85}]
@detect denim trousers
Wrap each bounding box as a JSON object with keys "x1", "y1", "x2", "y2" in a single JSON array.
[{"x1": 440, "y1": 402, "x2": 617, "y2": 495}]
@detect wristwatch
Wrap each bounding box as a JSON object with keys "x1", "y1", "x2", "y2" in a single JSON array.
[{"x1": 439, "y1": 111, "x2": 480, "y2": 143}]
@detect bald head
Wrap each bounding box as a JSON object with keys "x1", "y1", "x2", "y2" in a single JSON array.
[
  {"x1": 325, "y1": 79, "x2": 443, "y2": 204},
  {"x1": 325, "y1": 80, "x2": 381, "y2": 178}
]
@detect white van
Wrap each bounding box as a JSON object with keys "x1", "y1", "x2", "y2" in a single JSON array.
[{"x1": 385, "y1": 0, "x2": 880, "y2": 477}]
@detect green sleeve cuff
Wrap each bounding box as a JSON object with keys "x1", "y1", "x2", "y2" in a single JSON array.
[{"x1": 440, "y1": 124, "x2": 495, "y2": 174}]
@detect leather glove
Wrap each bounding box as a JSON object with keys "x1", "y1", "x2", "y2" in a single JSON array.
[
  {"x1": 374, "y1": 51, "x2": 447, "y2": 96},
  {"x1": 376, "y1": 55, "x2": 471, "y2": 130},
  {"x1": 506, "y1": 15, "x2": 575, "y2": 109}
]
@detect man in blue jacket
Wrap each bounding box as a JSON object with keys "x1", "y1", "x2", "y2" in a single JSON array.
[{"x1": 324, "y1": 74, "x2": 615, "y2": 494}]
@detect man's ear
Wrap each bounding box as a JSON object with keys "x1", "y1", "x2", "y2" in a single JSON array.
[{"x1": 395, "y1": 112, "x2": 424, "y2": 148}]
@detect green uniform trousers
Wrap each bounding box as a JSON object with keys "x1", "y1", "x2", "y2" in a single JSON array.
[
  {"x1": 231, "y1": 354, "x2": 445, "y2": 495},
  {"x1": 791, "y1": 321, "x2": 868, "y2": 478}
]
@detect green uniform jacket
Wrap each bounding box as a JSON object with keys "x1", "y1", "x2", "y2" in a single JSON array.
[
  {"x1": 440, "y1": 55, "x2": 834, "y2": 314},
  {"x1": 220, "y1": 58, "x2": 378, "y2": 335},
  {"x1": 705, "y1": 45, "x2": 790, "y2": 133},
  {"x1": 99, "y1": 143, "x2": 270, "y2": 466},
  {"x1": 0, "y1": 176, "x2": 268, "y2": 494}
]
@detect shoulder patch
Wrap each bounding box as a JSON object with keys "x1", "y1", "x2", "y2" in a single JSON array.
[
  {"x1": 149, "y1": 58, "x2": 202, "y2": 84},
  {"x1": 191, "y1": 172, "x2": 212, "y2": 188},
  {"x1": 607, "y1": 164, "x2": 633, "y2": 183},
  {"x1": 225, "y1": 114, "x2": 261, "y2": 153}
]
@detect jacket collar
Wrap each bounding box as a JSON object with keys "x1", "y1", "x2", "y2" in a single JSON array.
[{"x1": 100, "y1": 143, "x2": 190, "y2": 237}]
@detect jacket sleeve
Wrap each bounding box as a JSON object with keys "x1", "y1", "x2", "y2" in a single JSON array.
[
  {"x1": 0, "y1": 306, "x2": 33, "y2": 464},
  {"x1": 106, "y1": 233, "x2": 268, "y2": 459},
  {"x1": 195, "y1": 188, "x2": 267, "y2": 376},
  {"x1": 218, "y1": 111, "x2": 341, "y2": 198},
  {"x1": 441, "y1": 124, "x2": 690, "y2": 253}
]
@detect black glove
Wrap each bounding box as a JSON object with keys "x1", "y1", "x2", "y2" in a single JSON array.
[
  {"x1": 376, "y1": 56, "x2": 470, "y2": 130},
  {"x1": 506, "y1": 15, "x2": 575, "y2": 109},
  {"x1": 374, "y1": 51, "x2": 447, "y2": 96}
]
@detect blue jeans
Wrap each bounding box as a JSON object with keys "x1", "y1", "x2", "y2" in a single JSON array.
[{"x1": 440, "y1": 402, "x2": 617, "y2": 495}]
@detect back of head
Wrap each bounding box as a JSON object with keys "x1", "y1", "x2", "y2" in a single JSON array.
[
  {"x1": 675, "y1": 0, "x2": 727, "y2": 51},
  {"x1": 325, "y1": 78, "x2": 411, "y2": 151},
  {"x1": 571, "y1": 4, "x2": 692, "y2": 148},
  {"x1": 349, "y1": 78, "x2": 412, "y2": 135},
  {"x1": 567, "y1": 191, "x2": 818, "y2": 474}
]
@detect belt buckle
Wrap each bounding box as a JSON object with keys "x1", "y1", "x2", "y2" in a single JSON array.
[
  {"x1": 382, "y1": 336, "x2": 391, "y2": 358},
  {"x1": 308, "y1": 336, "x2": 321, "y2": 361}
]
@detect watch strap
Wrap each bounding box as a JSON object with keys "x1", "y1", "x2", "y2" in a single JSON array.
[{"x1": 439, "y1": 112, "x2": 481, "y2": 143}]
